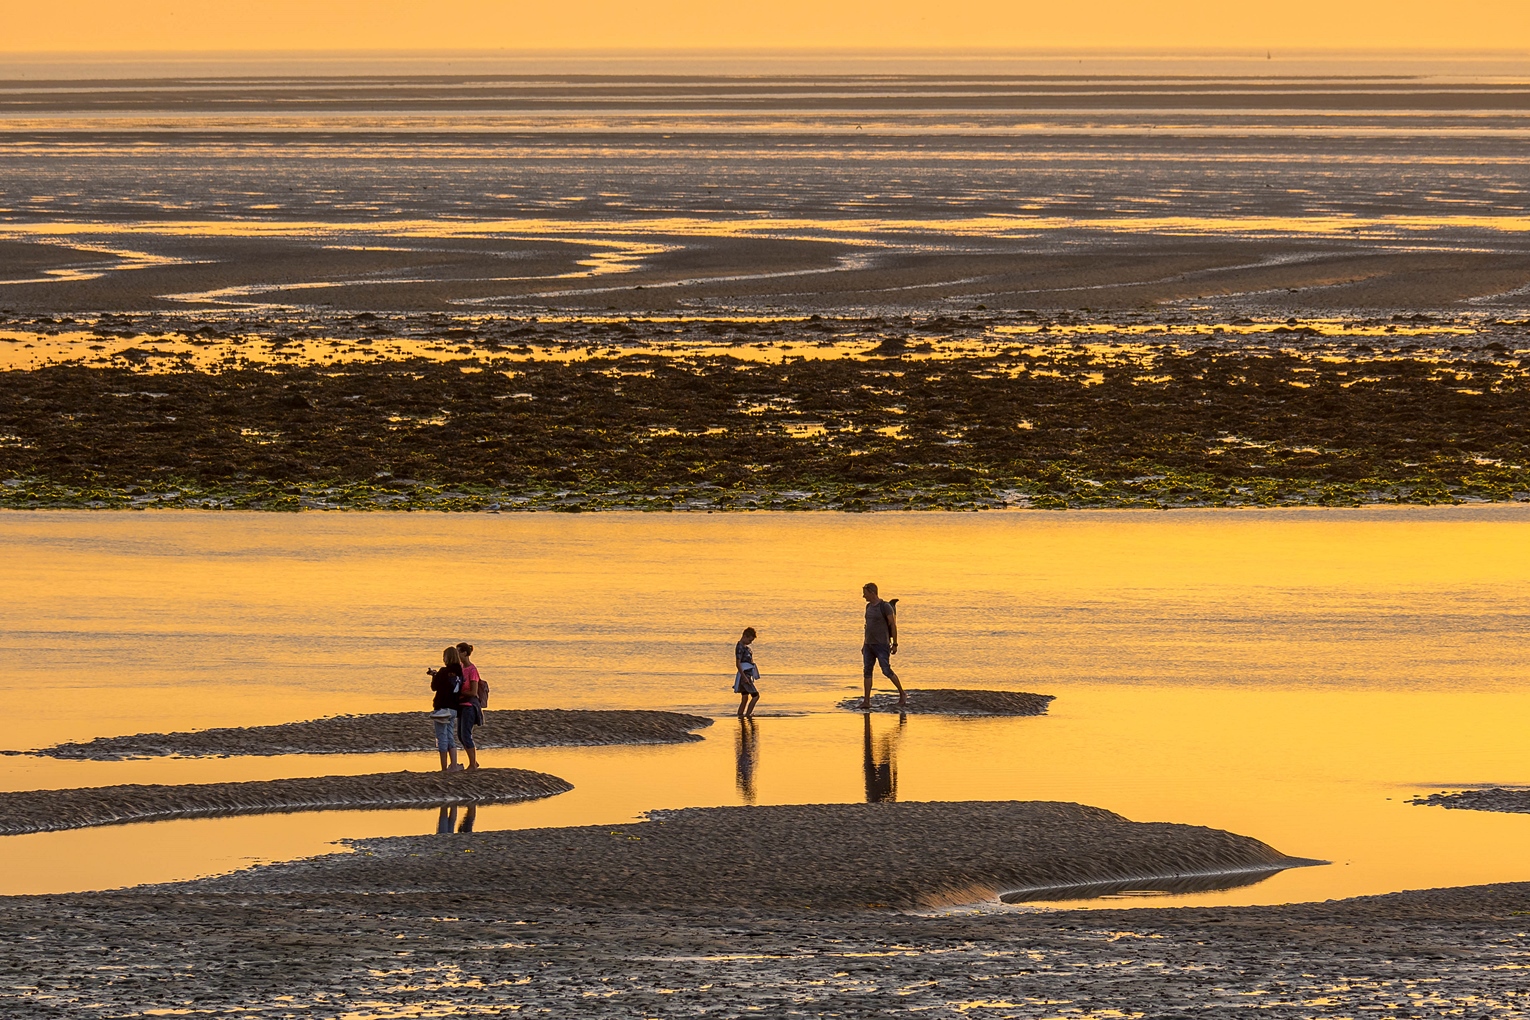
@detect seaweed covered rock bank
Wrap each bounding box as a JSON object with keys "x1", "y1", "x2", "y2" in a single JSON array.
[
  {"x1": 0, "y1": 768, "x2": 571, "y2": 835},
  {"x1": 4, "y1": 312, "x2": 1530, "y2": 511},
  {"x1": 195, "y1": 800, "x2": 1319, "y2": 910},
  {"x1": 25, "y1": 709, "x2": 713, "y2": 760}
]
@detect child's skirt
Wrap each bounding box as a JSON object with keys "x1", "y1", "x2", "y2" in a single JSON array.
[{"x1": 734, "y1": 663, "x2": 760, "y2": 694}]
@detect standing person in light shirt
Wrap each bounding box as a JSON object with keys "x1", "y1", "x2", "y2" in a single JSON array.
[
  {"x1": 733, "y1": 627, "x2": 761, "y2": 718},
  {"x1": 455, "y1": 641, "x2": 483, "y2": 772},
  {"x1": 860, "y1": 582, "x2": 905, "y2": 711}
]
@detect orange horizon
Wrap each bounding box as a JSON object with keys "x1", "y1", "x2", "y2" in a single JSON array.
[{"x1": 4, "y1": 1, "x2": 1530, "y2": 54}]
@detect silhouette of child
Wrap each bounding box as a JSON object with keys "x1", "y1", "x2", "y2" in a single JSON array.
[{"x1": 734, "y1": 627, "x2": 760, "y2": 718}]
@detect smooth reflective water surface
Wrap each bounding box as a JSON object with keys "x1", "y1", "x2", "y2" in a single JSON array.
[{"x1": 2, "y1": 507, "x2": 1528, "y2": 906}]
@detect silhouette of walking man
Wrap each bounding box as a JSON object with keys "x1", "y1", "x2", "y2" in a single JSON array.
[{"x1": 860, "y1": 582, "x2": 905, "y2": 710}]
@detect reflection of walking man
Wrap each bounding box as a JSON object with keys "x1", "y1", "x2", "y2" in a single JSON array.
[
  {"x1": 862, "y1": 712, "x2": 905, "y2": 803},
  {"x1": 861, "y1": 582, "x2": 906, "y2": 710}
]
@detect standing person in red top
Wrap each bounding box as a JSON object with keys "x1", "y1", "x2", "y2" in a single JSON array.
[{"x1": 455, "y1": 642, "x2": 483, "y2": 772}]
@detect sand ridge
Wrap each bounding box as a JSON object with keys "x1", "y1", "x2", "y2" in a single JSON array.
[
  {"x1": 23, "y1": 709, "x2": 713, "y2": 760},
  {"x1": 838, "y1": 689, "x2": 1054, "y2": 715},
  {"x1": 192, "y1": 800, "x2": 1321, "y2": 910},
  {"x1": 0, "y1": 768, "x2": 572, "y2": 836}
]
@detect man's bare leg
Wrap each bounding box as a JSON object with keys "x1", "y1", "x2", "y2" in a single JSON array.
[{"x1": 891, "y1": 676, "x2": 907, "y2": 707}]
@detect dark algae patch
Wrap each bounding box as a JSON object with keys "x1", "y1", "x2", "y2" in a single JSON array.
[
  {"x1": 4, "y1": 313, "x2": 1530, "y2": 510},
  {"x1": 25, "y1": 709, "x2": 714, "y2": 760},
  {"x1": 0, "y1": 768, "x2": 571, "y2": 835}
]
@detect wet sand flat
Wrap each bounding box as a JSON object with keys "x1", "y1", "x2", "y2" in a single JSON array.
[
  {"x1": 6, "y1": 233, "x2": 1530, "y2": 314},
  {"x1": 0, "y1": 768, "x2": 571, "y2": 835},
  {"x1": 6, "y1": 869, "x2": 1529, "y2": 1015},
  {"x1": 25, "y1": 709, "x2": 713, "y2": 760},
  {"x1": 194, "y1": 801, "x2": 1319, "y2": 909},
  {"x1": 4, "y1": 74, "x2": 1530, "y2": 317}
]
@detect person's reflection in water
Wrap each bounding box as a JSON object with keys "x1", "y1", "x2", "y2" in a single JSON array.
[
  {"x1": 458, "y1": 804, "x2": 477, "y2": 833},
  {"x1": 435, "y1": 805, "x2": 458, "y2": 834},
  {"x1": 863, "y1": 711, "x2": 906, "y2": 803},
  {"x1": 735, "y1": 717, "x2": 760, "y2": 804}
]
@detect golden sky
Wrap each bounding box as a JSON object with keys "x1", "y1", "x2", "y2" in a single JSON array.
[{"x1": 4, "y1": 0, "x2": 1529, "y2": 52}]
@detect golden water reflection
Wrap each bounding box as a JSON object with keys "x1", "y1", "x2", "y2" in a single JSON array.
[
  {"x1": 1, "y1": 508, "x2": 1529, "y2": 906},
  {"x1": 4, "y1": 686, "x2": 1530, "y2": 907}
]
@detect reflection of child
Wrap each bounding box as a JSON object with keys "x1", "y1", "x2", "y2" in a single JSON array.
[{"x1": 734, "y1": 627, "x2": 760, "y2": 718}]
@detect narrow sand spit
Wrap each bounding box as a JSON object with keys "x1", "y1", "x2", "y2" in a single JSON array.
[
  {"x1": 194, "y1": 801, "x2": 1321, "y2": 910},
  {"x1": 1411, "y1": 788, "x2": 1530, "y2": 814},
  {"x1": 0, "y1": 769, "x2": 571, "y2": 835},
  {"x1": 22, "y1": 709, "x2": 712, "y2": 760},
  {"x1": 837, "y1": 689, "x2": 1054, "y2": 715}
]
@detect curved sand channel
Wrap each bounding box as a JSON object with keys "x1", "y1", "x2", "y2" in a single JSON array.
[
  {"x1": 194, "y1": 801, "x2": 1323, "y2": 910},
  {"x1": 21, "y1": 709, "x2": 712, "y2": 760},
  {"x1": 0, "y1": 769, "x2": 572, "y2": 836}
]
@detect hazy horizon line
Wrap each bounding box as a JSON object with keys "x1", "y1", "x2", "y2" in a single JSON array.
[{"x1": 4, "y1": 46, "x2": 1529, "y2": 57}]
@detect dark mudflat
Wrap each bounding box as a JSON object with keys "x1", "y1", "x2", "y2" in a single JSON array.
[
  {"x1": 24, "y1": 709, "x2": 713, "y2": 761},
  {"x1": 0, "y1": 768, "x2": 571, "y2": 836},
  {"x1": 838, "y1": 689, "x2": 1055, "y2": 715}
]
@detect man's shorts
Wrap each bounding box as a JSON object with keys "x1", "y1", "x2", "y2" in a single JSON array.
[{"x1": 863, "y1": 643, "x2": 897, "y2": 680}]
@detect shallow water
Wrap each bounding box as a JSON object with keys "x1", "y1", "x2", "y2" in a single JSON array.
[{"x1": 2, "y1": 507, "x2": 1529, "y2": 907}]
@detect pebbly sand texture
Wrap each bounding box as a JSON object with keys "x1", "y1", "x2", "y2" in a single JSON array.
[
  {"x1": 25, "y1": 709, "x2": 712, "y2": 760},
  {"x1": 1411, "y1": 788, "x2": 1530, "y2": 814},
  {"x1": 193, "y1": 801, "x2": 1319, "y2": 910},
  {"x1": 838, "y1": 689, "x2": 1054, "y2": 716},
  {"x1": 3, "y1": 886, "x2": 1527, "y2": 1018},
  {"x1": 0, "y1": 768, "x2": 571, "y2": 835}
]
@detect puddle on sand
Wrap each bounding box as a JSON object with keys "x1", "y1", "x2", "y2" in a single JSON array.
[{"x1": 1, "y1": 508, "x2": 1530, "y2": 905}]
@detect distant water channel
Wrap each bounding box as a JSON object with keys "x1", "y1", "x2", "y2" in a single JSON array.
[{"x1": 2, "y1": 507, "x2": 1529, "y2": 907}]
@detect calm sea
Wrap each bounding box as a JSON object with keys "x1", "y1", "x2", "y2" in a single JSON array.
[{"x1": 1, "y1": 507, "x2": 1528, "y2": 906}]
